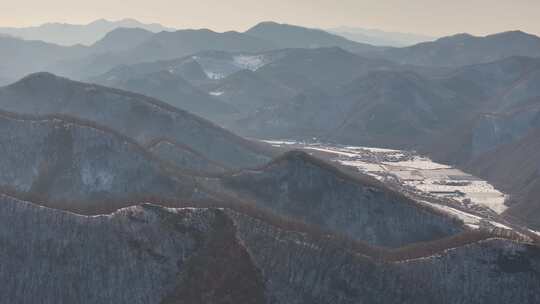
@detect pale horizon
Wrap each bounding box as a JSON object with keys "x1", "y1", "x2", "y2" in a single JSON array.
[{"x1": 1, "y1": 0, "x2": 539, "y2": 37}]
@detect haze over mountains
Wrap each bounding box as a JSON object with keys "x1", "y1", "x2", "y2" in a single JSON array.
[
  {"x1": 2, "y1": 19, "x2": 540, "y2": 82},
  {"x1": 328, "y1": 26, "x2": 437, "y2": 46},
  {"x1": 0, "y1": 18, "x2": 173, "y2": 46},
  {"x1": 15, "y1": 19, "x2": 537, "y2": 230},
  {"x1": 0, "y1": 72, "x2": 272, "y2": 169},
  {"x1": 378, "y1": 31, "x2": 540, "y2": 67},
  {"x1": 1, "y1": 16, "x2": 540, "y2": 303}
]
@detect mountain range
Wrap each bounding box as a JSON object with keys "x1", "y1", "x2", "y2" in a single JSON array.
[
  {"x1": 1, "y1": 17, "x2": 540, "y2": 303},
  {"x1": 77, "y1": 25, "x2": 540, "y2": 232},
  {"x1": 245, "y1": 21, "x2": 383, "y2": 53},
  {"x1": 2, "y1": 193, "x2": 539, "y2": 303},
  {"x1": 0, "y1": 18, "x2": 173, "y2": 46},
  {"x1": 0, "y1": 72, "x2": 272, "y2": 169},
  {"x1": 328, "y1": 26, "x2": 436, "y2": 46},
  {"x1": 2, "y1": 20, "x2": 540, "y2": 83},
  {"x1": 81, "y1": 26, "x2": 540, "y2": 223},
  {"x1": 378, "y1": 31, "x2": 540, "y2": 67}
]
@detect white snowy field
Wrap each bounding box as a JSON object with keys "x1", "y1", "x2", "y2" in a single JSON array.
[
  {"x1": 189, "y1": 54, "x2": 271, "y2": 80},
  {"x1": 264, "y1": 140, "x2": 508, "y2": 215},
  {"x1": 233, "y1": 55, "x2": 268, "y2": 71}
]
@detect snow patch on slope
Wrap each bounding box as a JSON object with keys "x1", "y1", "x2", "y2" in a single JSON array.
[
  {"x1": 233, "y1": 55, "x2": 268, "y2": 71},
  {"x1": 205, "y1": 71, "x2": 225, "y2": 80},
  {"x1": 81, "y1": 165, "x2": 114, "y2": 191},
  {"x1": 190, "y1": 54, "x2": 270, "y2": 80}
]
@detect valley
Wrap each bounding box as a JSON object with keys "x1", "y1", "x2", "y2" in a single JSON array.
[
  {"x1": 263, "y1": 140, "x2": 533, "y2": 235},
  {"x1": 1, "y1": 9, "x2": 540, "y2": 303}
]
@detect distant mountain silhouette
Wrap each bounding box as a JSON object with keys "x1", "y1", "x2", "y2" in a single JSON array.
[
  {"x1": 0, "y1": 18, "x2": 173, "y2": 46},
  {"x1": 128, "y1": 29, "x2": 277, "y2": 62},
  {"x1": 0, "y1": 36, "x2": 89, "y2": 81},
  {"x1": 328, "y1": 26, "x2": 436, "y2": 47},
  {"x1": 0, "y1": 72, "x2": 272, "y2": 169},
  {"x1": 245, "y1": 21, "x2": 382, "y2": 54},
  {"x1": 90, "y1": 27, "x2": 155, "y2": 53},
  {"x1": 53, "y1": 29, "x2": 278, "y2": 78},
  {"x1": 0, "y1": 110, "x2": 203, "y2": 212},
  {"x1": 379, "y1": 31, "x2": 540, "y2": 66}
]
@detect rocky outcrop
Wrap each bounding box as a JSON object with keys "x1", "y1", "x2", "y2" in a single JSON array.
[
  {"x1": 222, "y1": 151, "x2": 465, "y2": 248},
  {"x1": 1, "y1": 194, "x2": 539, "y2": 304}
]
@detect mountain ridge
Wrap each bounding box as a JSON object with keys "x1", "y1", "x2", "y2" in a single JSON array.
[
  {"x1": 245, "y1": 21, "x2": 383, "y2": 54},
  {"x1": 379, "y1": 30, "x2": 540, "y2": 67},
  {"x1": 1, "y1": 192, "x2": 538, "y2": 303},
  {"x1": 0, "y1": 72, "x2": 274, "y2": 169},
  {"x1": 0, "y1": 18, "x2": 174, "y2": 46}
]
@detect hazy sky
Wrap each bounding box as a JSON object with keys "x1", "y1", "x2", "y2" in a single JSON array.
[{"x1": 1, "y1": 0, "x2": 539, "y2": 36}]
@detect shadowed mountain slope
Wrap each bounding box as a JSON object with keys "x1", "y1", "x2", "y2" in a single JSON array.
[
  {"x1": 91, "y1": 70, "x2": 236, "y2": 120},
  {"x1": 379, "y1": 31, "x2": 540, "y2": 67},
  {"x1": 0, "y1": 36, "x2": 89, "y2": 80},
  {"x1": 428, "y1": 57, "x2": 540, "y2": 164},
  {"x1": 245, "y1": 21, "x2": 382, "y2": 54},
  {"x1": 133, "y1": 29, "x2": 276, "y2": 61},
  {"x1": 236, "y1": 70, "x2": 470, "y2": 149},
  {"x1": 57, "y1": 29, "x2": 278, "y2": 78},
  {"x1": 222, "y1": 151, "x2": 465, "y2": 248},
  {"x1": 90, "y1": 27, "x2": 155, "y2": 53},
  {"x1": 146, "y1": 139, "x2": 229, "y2": 175},
  {"x1": 1, "y1": 193, "x2": 539, "y2": 303},
  {"x1": 328, "y1": 26, "x2": 436, "y2": 47},
  {"x1": 253, "y1": 47, "x2": 394, "y2": 92},
  {"x1": 204, "y1": 69, "x2": 296, "y2": 113},
  {"x1": 0, "y1": 111, "x2": 206, "y2": 213},
  {"x1": 0, "y1": 73, "x2": 272, "y2": 169},
  {"x1": 470, "y1": 127, "x2": 540, "y2": 229},
  {"x1": 90, "y1": 47, "x2": 395, "y2": 126}
]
